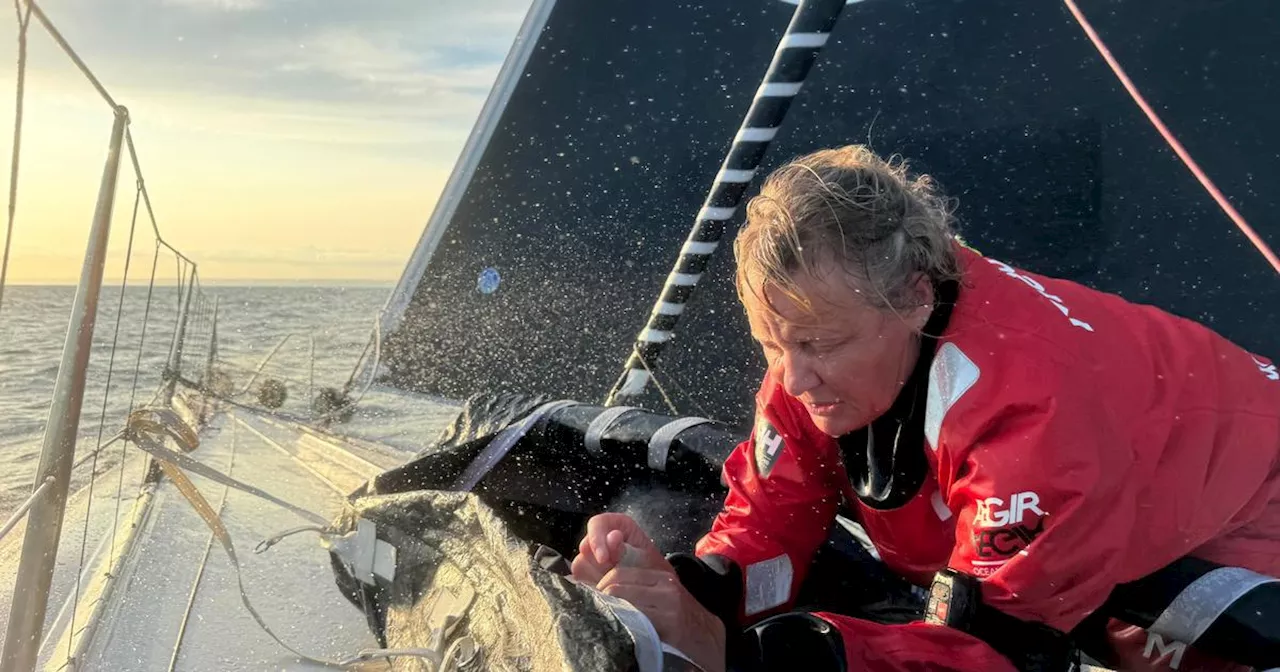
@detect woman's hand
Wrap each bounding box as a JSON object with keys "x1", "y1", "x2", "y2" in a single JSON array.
[
  {"x1": 572, "y1": 514, "x2": 727, "y2": 672},
  {"x1": 597, "y1": 565, "x2": 726, "y2": 672},
  {"x1": 571, "y1": 512, "x2": 669, "y2": 581}
]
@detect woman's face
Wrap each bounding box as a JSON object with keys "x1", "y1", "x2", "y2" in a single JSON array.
[{"x1": 743, "y1": 262, "x2": 931, "y2": 437}]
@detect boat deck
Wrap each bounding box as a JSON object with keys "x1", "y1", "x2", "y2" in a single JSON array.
[
  {"x1": 46, "y1": 408, "x2": 403, "y2": 671},
  {"x1": 0, "y1": 440, "x2": 150, "y2": 669}
]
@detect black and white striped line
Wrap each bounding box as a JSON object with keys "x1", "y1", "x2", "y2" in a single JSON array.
[{"x1": 605, "y1": 0, "x2": 852, "y2": 406}]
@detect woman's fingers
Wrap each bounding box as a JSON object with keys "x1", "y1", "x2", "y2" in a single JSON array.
[
  {"x1": 606, "y1": 529, "x2": 625, "y2": 562},
  {"x1": 598, "y1": 566, "x2": 672, "y2": 591},
  {"x1": 575, "y1": 513, "x2": 676, "y2": 591},
  {"x1": 570, "y1": 542, "x2": 609, "y2": 585},
  {"x1": 597, "y1": 568, "x2": 689, "y2": 642},
  {"x1": 598, "y1": 565, "x2": 729, "y2": 672},
  {"x1": 602, "y1": 584, "x2": 679, "y2": 620},
  {"x1": 585, "y1": 514, "x2": 632, "y2": 565},
  {"x1": 582, "y1": 513, "x2": 662, "y2": 569}
]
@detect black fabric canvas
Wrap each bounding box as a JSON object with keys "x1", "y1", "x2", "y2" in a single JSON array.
[{"x1": 329, "y1": 392, "x2": 741, "y2": 670}]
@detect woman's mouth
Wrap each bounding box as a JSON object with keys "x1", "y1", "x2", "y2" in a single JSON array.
[{"x1": 806, "y1": 401, "x2": 842, "y2": 416}]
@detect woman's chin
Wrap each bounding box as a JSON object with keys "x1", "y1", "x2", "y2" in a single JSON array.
[{"x1": 807, "y1": 408, "x2": 865, "y2": 438}]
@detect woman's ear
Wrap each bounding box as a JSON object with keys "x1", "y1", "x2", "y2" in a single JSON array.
[{"x1": 911, "y1": 273, "x2": 935, "y2": 329}]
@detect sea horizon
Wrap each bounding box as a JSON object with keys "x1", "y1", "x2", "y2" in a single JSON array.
[
  {"x1": 3, "y1": 279, "x2": 398, "y2": 288},
  {"x1": 0, "y1": 284, "x2": 454, "y2": 520}
]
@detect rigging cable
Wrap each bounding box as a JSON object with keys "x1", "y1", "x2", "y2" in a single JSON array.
[
  {"x1": 0, "y1": 0, "x2": 32, "y2": 316},
  {"x1": 23, "y1": 0, "x2": 115, "y2": 108},
  {"x1": 1062, "y1": 0, "x2": 1279, "y2": 274},
  {"x1": 346, "y1": 317, "x2": 381, "y2": 409},
  {"x1": 110, "y1": 238, "x2": 160, "y2": 562},
  {"x1": 65, "y1": 181, "x2": 143, "y2": 666},
  {"x1": 630, "y1": 346, "x2": 680, "y2": 416}
]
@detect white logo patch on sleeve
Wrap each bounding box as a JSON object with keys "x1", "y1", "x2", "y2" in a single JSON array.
[
  {"x1": 753, "y1": 418, "x2": 786, "y2": 478},
  {"x1": 744, "y1": 554, "x2": 793, "y2": 616}
]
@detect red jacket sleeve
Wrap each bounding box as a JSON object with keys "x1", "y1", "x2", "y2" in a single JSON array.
[
  {"x1": 733, "y1": 360, "x2": 1130, "y2": 672},
  {"x1": 819, "y1": 615, "x2": 1020, "y2": 672},
  {"x1": 687, "y1": 370, "x2": 1129, "y2": 670},
  {"x1": 782, "y1": 374, "x2": 1150, "y2": 672},
  {"x1": 940, "y1": 378, "x2": 1136, "y2": 632},
  {"x1": 694, "y1": 373, "x2": 844, "y2": 623}
]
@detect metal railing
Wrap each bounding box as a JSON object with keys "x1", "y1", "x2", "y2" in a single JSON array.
[
  {"x1": 0, "y1": 477, "x2": 53, "y2": 544},
  {"x1": 0, "y1": 1, "x2": 215, "y2": 669}
]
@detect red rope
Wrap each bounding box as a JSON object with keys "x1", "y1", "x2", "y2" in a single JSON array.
[{"x1": 1062, "y1": 0, "x2": 1280, "y2": 274}]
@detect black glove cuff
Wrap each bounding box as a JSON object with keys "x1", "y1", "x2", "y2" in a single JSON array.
[{"x1": 667, "y1": 552, "x2": 743, "y2": 626}]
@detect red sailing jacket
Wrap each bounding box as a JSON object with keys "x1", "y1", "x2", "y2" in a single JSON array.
[{"x1": 696, "y1": 245, "x2": 1280, "y2": 671}]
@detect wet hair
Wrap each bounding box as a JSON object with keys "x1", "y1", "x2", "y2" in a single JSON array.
[{"x1": 734, "y1": 145, "x2": 961, "y2": 314}]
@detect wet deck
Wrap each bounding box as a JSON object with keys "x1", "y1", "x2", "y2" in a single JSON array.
[{"x1": 62, "y1": 409, "x2": 402, "y2": 671}]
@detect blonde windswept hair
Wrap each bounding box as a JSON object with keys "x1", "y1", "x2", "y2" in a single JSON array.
[{"x1": 734, "y1": 145, "x2": 961, "y2": 313}]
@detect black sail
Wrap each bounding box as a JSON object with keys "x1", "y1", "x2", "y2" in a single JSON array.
[{"x1": 378, "y1": 0, "x2": 1280, "y2": 428}]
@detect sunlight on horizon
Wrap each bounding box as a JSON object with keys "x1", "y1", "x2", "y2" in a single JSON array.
[{"x1": 0, "y1": 0, "x2": 532, "y2": 283}]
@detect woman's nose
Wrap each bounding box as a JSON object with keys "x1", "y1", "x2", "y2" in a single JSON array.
[{"x1": 780, "y1": 352, "x2": 820, "y2": 398}]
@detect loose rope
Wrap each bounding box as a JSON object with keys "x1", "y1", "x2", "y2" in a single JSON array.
[{"x1": 1062, "y1": 0, "x2": 1279, "y2": 274}]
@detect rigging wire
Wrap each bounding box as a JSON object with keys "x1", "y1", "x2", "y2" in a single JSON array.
[
  {"x1": 0, "y1": 0, "x2": 32, "y2": 317},
  {"x1": 23, "y1": 0, "x2": 115, "y2": 108},
  {"x1": 1062, "y1": 0, "x2": 1279, "y2": 274},
  {"x1": 65, "y1": 181, "x2": 142, "y2": 665},
  {"x1": 344, "y1": 317, "x2": 381, "y2": 410},
  {"x1": 630, "y1": 346, "x2": 680, "y2": 416},
  {"x1": 168, "y1": 257, "x2": 186, "y2": 367},
  {"x1": 109, "y1": 238, "x2": 160, "y2": 562}
]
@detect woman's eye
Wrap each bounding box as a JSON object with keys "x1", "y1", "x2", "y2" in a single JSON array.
[{"x1": 808, "y1": 338, "x2": 847, "y2": 356}]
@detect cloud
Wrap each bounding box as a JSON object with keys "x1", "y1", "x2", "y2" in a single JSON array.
[
  {"x1": 9, "y1": 0, "x2": 531, "y2": 135},
  {"x1": 158, "y1": 0, "x2": 267, "y2": 11},
  {"x1": 256, "y1": 26, "x2": 501, "y2": 106},
  {"x1": 175, "y1": 247, "x2": 414, "y2": 282},
  {"x1": 197, "y1": 246, "x2": 407, "y2": 268},
  {"x1": 0, "y1": 0, "x2": 534, "y2": 176},
  {"x1": 0, "y1": 0, "x2": 533, "y2": 281}
]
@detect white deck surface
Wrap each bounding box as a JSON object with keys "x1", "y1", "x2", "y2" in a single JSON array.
[{"x1": 64, "y1": 409, "x2": 400, "y2": 671}]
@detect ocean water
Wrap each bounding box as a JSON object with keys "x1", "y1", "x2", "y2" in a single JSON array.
[{"x1": 0, "y1": 284, "x2": 459, "y2": 519}]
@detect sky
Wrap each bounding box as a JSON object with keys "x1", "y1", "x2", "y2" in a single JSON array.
[{"x1": 0, "y1": 0, "x2": 531, "y2": 283}]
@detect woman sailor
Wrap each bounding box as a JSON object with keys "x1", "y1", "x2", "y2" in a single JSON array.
[{"x1": 572, "y1": 145, "x2": 1280, "y2": 672}]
